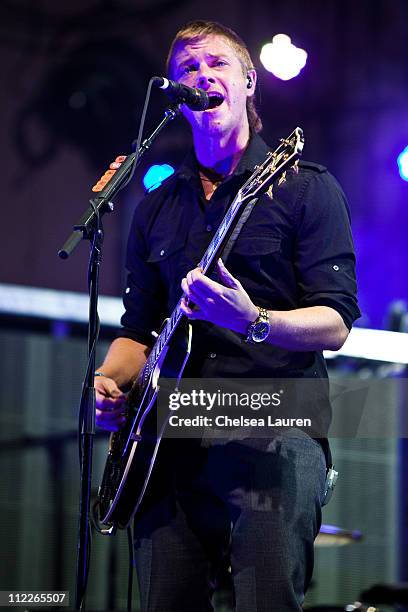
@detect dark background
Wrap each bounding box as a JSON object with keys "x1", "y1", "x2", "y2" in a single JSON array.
[{"x1": 1, "y1": 0, "x2": 407, "y2": 328}]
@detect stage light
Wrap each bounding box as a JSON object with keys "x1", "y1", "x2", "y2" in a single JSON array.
[
  {"x1": 397, "y1": 146, "x2": 408, "y2": 181},
  {"x1": 260, "y1": 34, "x2": 307, "y2": 81},
  {"x1": 143, "y1": 164, "x2": 175, "y2": 191}
]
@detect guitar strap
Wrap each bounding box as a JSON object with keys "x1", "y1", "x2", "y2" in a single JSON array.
[{"x1": 220, "y1": 197, "x2": 258, "y2": 263}]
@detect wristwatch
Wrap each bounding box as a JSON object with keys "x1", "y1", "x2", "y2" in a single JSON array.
[{"x1": 245, "y1": 307, "x2": 271, "y2": 344}]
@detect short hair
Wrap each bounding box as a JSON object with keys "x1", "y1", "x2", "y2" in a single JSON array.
[{"x1": 166, "y1": 20, "x2": 262, "y2": 133}]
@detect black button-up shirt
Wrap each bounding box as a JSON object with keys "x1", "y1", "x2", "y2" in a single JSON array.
[{"x1": 118, "y1": 133, "x2": 361, "y2": 442}]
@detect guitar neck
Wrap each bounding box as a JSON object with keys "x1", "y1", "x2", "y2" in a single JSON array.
[{"x1": 198, "y1": 195, "x2": 245, "y2": 274}]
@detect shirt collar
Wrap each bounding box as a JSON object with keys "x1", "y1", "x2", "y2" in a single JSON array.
[{"x1": 176, "y1": 131, "x2": 271, "y2": 183}]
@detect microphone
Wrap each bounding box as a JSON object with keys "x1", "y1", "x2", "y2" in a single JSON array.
[{"x1": 153, "y1": 76, "x2": 210, "y2": 111}]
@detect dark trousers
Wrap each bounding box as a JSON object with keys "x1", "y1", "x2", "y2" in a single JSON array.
[{"x1": 133, "y1": 433, "x2": 327, "y2": 612}]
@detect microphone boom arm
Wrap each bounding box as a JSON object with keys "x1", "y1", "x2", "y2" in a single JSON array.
[{"x1": 58, "y1": 104, "x2": 180, "y2": 259}]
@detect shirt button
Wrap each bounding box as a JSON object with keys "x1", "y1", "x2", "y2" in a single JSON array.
[
  {"x1": 332, "y1": 265, "x2": 339, "y2": 271},
  {"x1": 206, "y1": 225, "x2": 212, "y2": 232},
  {"x1": 160, "y1": 249, "x2": 165, "y2": 256},
  {"x1": 208, "y1": 352, "x2": 217, "y2": 359}
]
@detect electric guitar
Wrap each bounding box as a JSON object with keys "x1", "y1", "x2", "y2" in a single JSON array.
[{"x1": 97, "y1": 128, "x2": 304, "y2": 530}]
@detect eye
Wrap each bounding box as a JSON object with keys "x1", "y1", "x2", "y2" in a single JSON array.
[
  {"x1": 182, "y1": 64, "x2": 197, "y2": 74},
  {"x1": 215, "y1": 60, "x2": 227, "y2": 67}
]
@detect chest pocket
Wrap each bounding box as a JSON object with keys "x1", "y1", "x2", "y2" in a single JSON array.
[
  {"x1": 232, "y1": 234, "x2": 281, "y2": 256},
  {"x1": 147, "y1": 240, "x2": 186, "y2": 264},
  {"x1": 146, "y1": 199, "x2": 189, "y2": 266},
  {"x1": 146, "y1": 235, "x2": 190, "y2": 312},
  {"x1": 147, "y1": 237, "x2": 188, "y2": 273},
  {"x1": 146, "y1": 185, "x2": 196, "y2": 281},
  {"x1": 229, "y1": 233, "x2": 281, "y2": 277}
]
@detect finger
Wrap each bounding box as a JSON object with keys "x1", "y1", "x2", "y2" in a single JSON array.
[
  {"x1": 182, "y1": 277, "x2": 212, "y2": 310},
  {"x1": 109, "y1": 388, "x2": 126, "y2": 399},
  {"x1": 183, "y1": 286, "x2": 210, "y2": 311},
  {"x1": 96, "y1": 407, "x2": 126, "y2": 424},
  {"x1": 96, "y1": 407, "x2": 126, "y2": 421},
  {"x1": 186, "y1": 271, "x2": 224, "y2": 299},
  {"x1": 95, "y1": 382, "x2": 125, "y2": 398},
  {"x1": 180, "y1": 296, "x2": 202, "y2": 320},
  {"x1": 96, "y1": 380, "x2": 126, "y2": 399},
  {"x1": 95, "y1": 381, "x2": 126, "y2": 408},
  {"x1": 186, "y1": 268, "x2": 203, "y2": 289},
  {"x1": 96, "y1": 414, "x2": 126, "y2": 432},
  {"x1": 96, "y1": 395, "x2": 127, "y2": 411},
  {"x1": 186, "y1": 267, "x2": 209, "y2": 286},
  {"x1": 217, "y1": 259, "x2": 241, "y2": 289},
  {"x1": 96, "y1": 389, "x2": 126, "y2": 402},
  {"x1": 99, "y1": 424, "x2": 123, "y2": 432},
  {"x1": 181, "y1": 277, "x2": 188, "y2": 293}
]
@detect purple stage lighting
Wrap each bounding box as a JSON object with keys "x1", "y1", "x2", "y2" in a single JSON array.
[{"x1": 397, "y1": 146, "x2": 408, "y2": 181}]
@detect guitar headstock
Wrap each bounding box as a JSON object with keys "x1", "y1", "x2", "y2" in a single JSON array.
[{"x1": 239, "y1": 127, "x2": 304, "y2": 202}]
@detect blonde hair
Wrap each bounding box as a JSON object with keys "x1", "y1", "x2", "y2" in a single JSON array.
[{"x1": 166, "y1": 20, "x2": 262, "y2": 133}]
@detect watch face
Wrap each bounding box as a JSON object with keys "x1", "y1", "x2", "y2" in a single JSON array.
[{"x1": 252, "y1": 321, "x2": 270, "y2": 342}]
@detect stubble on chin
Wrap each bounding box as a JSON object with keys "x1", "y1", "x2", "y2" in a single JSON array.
[{"x1": 189, "y1": 114, "x2": 225, "y2": 139}]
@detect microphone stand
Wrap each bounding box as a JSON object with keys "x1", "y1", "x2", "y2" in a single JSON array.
[{"x1": 58, "y1": 103, "x2": 180, "y2": 611}]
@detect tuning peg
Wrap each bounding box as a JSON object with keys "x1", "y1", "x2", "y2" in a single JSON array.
[{"x1": 278, "y1": 171, "x2": 287, "y2": 186}]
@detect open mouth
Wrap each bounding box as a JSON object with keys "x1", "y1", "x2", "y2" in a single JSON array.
[{"x1": 207, "y1": 92, "x2": 224, "y2": 109}]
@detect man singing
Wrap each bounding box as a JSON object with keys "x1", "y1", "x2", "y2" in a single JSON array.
[{"x1": 95, "y1": 20, "x2": 360, "y2": 611}]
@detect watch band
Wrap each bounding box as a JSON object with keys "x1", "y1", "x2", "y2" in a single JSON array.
[{"x1": 245, "y1": 307, "x2": 270, "y2": 344}]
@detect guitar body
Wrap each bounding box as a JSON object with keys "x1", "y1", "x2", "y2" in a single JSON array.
[{"x1": 97, "y1": 322, "x2": 192, "y2": 528}]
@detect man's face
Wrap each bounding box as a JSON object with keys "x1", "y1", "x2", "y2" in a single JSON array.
[{"x1": 170, "y1": 34, "x2": 254, "y2": 138}]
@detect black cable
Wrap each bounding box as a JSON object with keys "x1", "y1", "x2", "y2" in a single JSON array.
[
  {"x1": 120, "y1": 76, "x2": 156, "y2": 192},
  {"x1": 77, "y1": 196, "x2": 102, "y2": 463},
  {"x1": 76, "y1": 192, "x2": 103, "y2": 612},
  {"x1": 127, "y1": 524, "x2": 135, "y2": 612}
]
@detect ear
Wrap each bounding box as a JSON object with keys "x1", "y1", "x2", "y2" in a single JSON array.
[{"x1": 246, "y1": 69, "x2": 257, "y2": 96}]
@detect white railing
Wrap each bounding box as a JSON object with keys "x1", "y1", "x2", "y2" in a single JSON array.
[{"x1": 0, "y1": 283, "x2": 407, "y2": 364}]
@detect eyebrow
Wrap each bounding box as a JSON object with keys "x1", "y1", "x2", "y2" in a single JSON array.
[
  {"x1": 178, "y1": 51, "x2": 230, "y2": 61},
  {"x1": 174, "y1": 52, "x2": 231, "y2": 71}
]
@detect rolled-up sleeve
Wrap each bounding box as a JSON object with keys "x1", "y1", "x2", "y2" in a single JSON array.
[
  {"x1": 117, "y1": 204, "x2": 166, "y2": 347},
  {"x1": 293, "y1": 170, "x2": 361, "y2": 329}
]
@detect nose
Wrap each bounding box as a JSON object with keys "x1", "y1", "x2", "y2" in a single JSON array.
[{"x1": 196, "y1": 64, "x2": 216, "y2": 89}]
